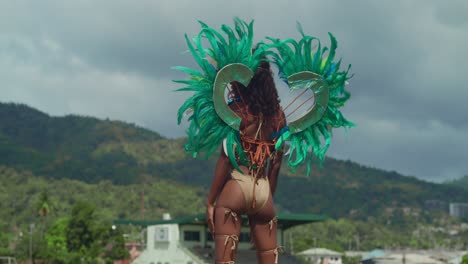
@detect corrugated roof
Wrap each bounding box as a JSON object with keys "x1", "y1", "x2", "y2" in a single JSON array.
[
  {"x1": 362, "y1": 249, "x2": 386, "y2": 260},
  {"x1": 114, "y1": 212, "x2": 326, "y2": 230},
  {"x1": 297, "y1": 248, "x2": 342, "y2": 256}
]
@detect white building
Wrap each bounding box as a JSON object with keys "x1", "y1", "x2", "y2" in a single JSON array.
[
  {"x1": 449, "y1": 203, "x2": 468, "y2": 218},
  {"x1": 297, "y1": 248, "x2": 342, "y2": 264},
  {"x1": 114, "y1": 213, "x2": 326, "y2": 264}
]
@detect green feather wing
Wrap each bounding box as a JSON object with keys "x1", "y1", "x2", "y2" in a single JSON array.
[
  {"x1": 268, "y1": 24, "x2": 355, "y2": 175},
  {"x1": 174, "y1": 18, "x2": 266, "y2": 169}
]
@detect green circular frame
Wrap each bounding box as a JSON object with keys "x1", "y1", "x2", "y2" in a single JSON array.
[
  {"x1": 287, "y1": 71, "x2": 329, "y2": 134},
  {"x1": 213, "y1": 63, "x2": 254, "y2": 130}
]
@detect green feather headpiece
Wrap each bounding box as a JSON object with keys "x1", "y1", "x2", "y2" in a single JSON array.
[{"x1": 174, "y1": 18, "x2": 354, "y2": 175}]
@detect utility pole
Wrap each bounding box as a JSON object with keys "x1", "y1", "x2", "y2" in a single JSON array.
[
  {"x1": 289, "y1": 232, "x2": 294, "y2": 253},
  {"x1": 355, "y1": 235, "x2": 360, "y2": 251},
  {"x1": 29, "y1": 223, "x2": 34, "y2": 264},
  {"x1": 141, "y1": 190, "x2": 145, "y2": 220}
]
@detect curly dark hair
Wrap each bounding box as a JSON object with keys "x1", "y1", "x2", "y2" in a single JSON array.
[{"x1": 231, "y1": 61, "x2": 281, "y2": 117}]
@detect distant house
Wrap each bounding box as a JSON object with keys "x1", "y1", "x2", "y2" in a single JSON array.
[
  {"x1": 114, "y1": 213, "x2": 326, "y2": 264},
  {"x1": 424, "y1": 200, "x2": 447, "y2": 211},
  {"x1": 296, "y1": 248, "x2": 342, "y2": 264}
]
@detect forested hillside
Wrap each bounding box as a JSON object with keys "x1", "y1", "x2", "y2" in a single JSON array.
[
  {"x1": 2, "y1": 102, "x2": 468, "y2": 255},
  {"x1": 1, "y1": 102, "x2": 467, "y2": 222},
  {"x1": 446, "y1": 175, "x2": 468, "y2": 191}
]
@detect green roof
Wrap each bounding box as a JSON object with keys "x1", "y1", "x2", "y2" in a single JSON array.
[{"x1": 114, "y1": 213, "x2": 326, "y2": 230}]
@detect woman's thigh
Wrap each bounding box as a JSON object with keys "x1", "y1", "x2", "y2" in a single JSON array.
[
  {"x1": 214, "y1": 180, "x2": 246, "y2": 262},
  {"x1": 216, "y1": 179, "x2": 246, "y2": 213},
  {"x1": 249, "y1": 194, "x2": 277, "y2": 250}
]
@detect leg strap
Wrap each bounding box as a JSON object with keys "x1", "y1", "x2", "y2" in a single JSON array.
[
  {"x1": 216, "y1": 234, "x2": 239, "y2": 251},
  {"x1": 224, "y1": 208, "x2": 238, "y2": 222},
  {"x1": 259, "y1": 246, "x2": 283, "y2": 264},
  {"x1": 269, "y1": 216, "x2": 278, "y2": 230}
]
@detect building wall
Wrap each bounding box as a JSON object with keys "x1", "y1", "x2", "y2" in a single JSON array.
[
  {"x1": 133, "y1": 222, "x2": 286, "y2": 264},
  {"x1": 179, "y1": 225, "x2": 207, "y2": 248},
  {"x1": 133, "y1": 224, "x2": 199, "y2": 264},
  {"x1": 302, "y1": 255, "x2": 342, "y2": 264},
  {"x1": 449, "y1": 203, "x2": 468, "y2": 218},
  {"x1": 179, "y1": 225, "x2": 259, "y2": 250}
]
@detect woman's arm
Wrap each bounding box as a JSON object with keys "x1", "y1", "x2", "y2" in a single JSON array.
[
  {"x1": 268, "y1": 149, "x2": 283, "y2": 196},
  {"x1": 206, "y1": 148, "x2": 231, "y2": 237},
  {"x1": 206, "y1": 149, "x2": 231, "y2": 206},
  {"x1": 269, "y1": 112, "x2": 286, "y2": 195}
]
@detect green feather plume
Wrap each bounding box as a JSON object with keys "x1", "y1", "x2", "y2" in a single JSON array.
[
  {"x1": 267, "y1": 23, "x2": 355, "y2": 175},
  {"x1": 174, "y1": 18, "x2": 266, "y2": 168}
]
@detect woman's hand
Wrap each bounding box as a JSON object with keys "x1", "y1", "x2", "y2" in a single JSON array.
[{"x1": 206, "y1": 203, "x2": 215, "y2": 239}]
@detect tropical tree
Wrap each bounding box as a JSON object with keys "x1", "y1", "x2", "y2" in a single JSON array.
[
  {"x1": 66, "y1": 201, "x2": 100, "y2": 263},
  {"x1": 37, "y1": 190, "x2": 51, "y2": 237},
  {"x1": 44, "y1": 217, "x2": 69, "y2": 263}
]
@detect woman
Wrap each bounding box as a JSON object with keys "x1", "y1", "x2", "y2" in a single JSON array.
[{"x1": 206, "y1": 60, "x2": 286, "y2": 264}]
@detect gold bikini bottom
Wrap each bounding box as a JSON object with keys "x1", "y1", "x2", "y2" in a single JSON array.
[{"x1": 231, "y1": 170, "x2": 270, "y2": 215}]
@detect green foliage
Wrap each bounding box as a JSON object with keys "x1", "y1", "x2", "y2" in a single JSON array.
[
  {"x1": 0, "y1": 165, "x2": 205, "y2": 233},
  {"x1": 11, "y1": 207, "x2": 132, "y2": 263},
  {"x1": 288, "y1": 218, "x2": 458, "y2": 252},
  {"x1": 342, "y1": 255, "x2": 361, "y2": 264},
  {"x1": 44, "y1": 217, "x2": 69, "y2": 263},
  {"x1": 0, "y1": 102, "x2": 162, "y2": 184},
  {"x1": 0, "y1": 224, "x2": 14, "y2": 256},
  {"x1": 14, "y1": 228, "x2": 49, "y2": 261},
  {"x1": 462, "y1": 253, "x2": 468, "y2": 264},
  {"x1": 64, "y1": 201, "x2": 129, "y2": 263},
  {"x1": 445, "y1": 175, "x2": 468, "y2": 191},
  {"x1": 37, "y1": 190, "x2": 50, "y2": 217},
  {"x1": 66, "y1": 201, "x2": 99, "y2": 257},
  {"x1": 102, "y1": 227, "x2": 130, "y2": 262}
]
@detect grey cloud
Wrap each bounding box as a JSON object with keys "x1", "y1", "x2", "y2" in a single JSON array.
[
  {"x1": 1, "y1": 0, "x2": 467, "y2": 181},
  {"x1": 433, "y1": 0, "x2": 468, "y2": 27},
  {"x1": 328, "y1": 115, "x2": 468, "y2": 182},
  {"x1": 1, "y1": 1, "x2": 189, "y2": 77}
]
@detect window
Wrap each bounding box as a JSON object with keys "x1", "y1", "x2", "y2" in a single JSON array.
[
  {"x1": 154, "y1": 227, "x2": 169, "y2": 241},
  {"x1": 184, "y1": 231, "x2": 200, "y2": 241}
]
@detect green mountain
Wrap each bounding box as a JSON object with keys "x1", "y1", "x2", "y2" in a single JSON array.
[
  {"x1": 445, "y1": 175, "x2": 468, "y2": 191},
  {"x1": 1, "y1": 102, "x2": 468, "y2": 222},
  {"x1": 0, "y1": 165, "x2": 205, "y2": 226}
]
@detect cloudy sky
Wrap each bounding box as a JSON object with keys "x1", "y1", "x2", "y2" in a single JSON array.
[{"x1": 1, "y1": 0, "x2": 467, "y2": 182}]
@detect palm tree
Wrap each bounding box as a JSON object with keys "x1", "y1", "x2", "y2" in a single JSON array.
[{"x1": 36, "y1": 190, "x2": 50, "y2": 238}]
